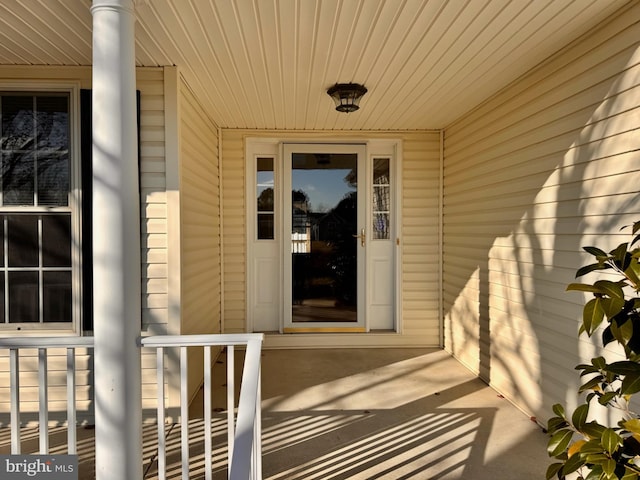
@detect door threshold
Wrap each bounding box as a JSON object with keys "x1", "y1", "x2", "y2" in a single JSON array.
[{"x1": 283, "y1": 327, "x2": 366, "y2": 333}]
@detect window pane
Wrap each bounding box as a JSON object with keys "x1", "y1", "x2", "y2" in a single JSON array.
[
  {"x1": 257, "y1": 157, "x2": 274, "y2": 240},
  {"x1": 9, "y1": 271, "x2": 38, "y2": 322},
  {"x1": 372, "y1": 158, "x2": 390, "y2": 240},
  {"x1": 43, "y1": 271, "x2": 72, "y2": 322},
  {"x1": 2, "y1": 151, "x2": 35, "y2": 205},
  {"x1": 373, "y1": 158, "x2": 390, "y2": 185},
  {"x1": 36, "y1": 96, "x2": 69, "y2": 150},
  {"x1": 1, "y1": 96, "x2": 34, "y2": 150},
  {"x1": 0, "y1": 275, "x2": 4, "y2": 323},
  {"x1": 373, "y1": 213, "x2": 390, "y2": 240},
  {"x1": 1, "y1": 96, "x2": 36, "y2": 206},
  {"x1": 42, "y1": 214, "x2": 71, "y2": 267},
  {"x1": 257, "y1": 213, "x2": 274, "y2": 240},
  {"x1": 0, "y1": 219, "x2": 3, "y2": 268},
  {"x1": 38, "y1": 152, "x2": 69, "y2": 206},
  {"x1": 8, "y1": 215, "x2": 38, "y2": 267},
  {"x1": 373, "y1": 185, "x2": 390, "y2": 211},
  {"x1": 36, "y1": 96, "x2": 69, "y2": 206}
]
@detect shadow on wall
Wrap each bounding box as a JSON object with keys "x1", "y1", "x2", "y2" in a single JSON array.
[{"x1": 443, "y1": 13, "x2": 640, "y2": 424}]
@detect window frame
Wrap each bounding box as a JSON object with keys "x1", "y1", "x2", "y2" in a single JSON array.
[{"x1": 0, "y1": 82, "x2": 82, "y2": 334}]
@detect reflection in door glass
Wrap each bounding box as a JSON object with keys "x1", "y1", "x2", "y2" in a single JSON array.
[
  {"x1": 291, "y1": 153, "x2": 357, "y2": 323},
  {"x1": 256, "y1": 157, "x2": 274, "y2": 239},
  {"x1": 372, "y1": 158, "x2": 390, "y2": 239}
]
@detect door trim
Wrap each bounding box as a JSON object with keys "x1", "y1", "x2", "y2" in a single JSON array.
[{"x1": 245, "y1": 137, "x2": 402, "y2": 335}]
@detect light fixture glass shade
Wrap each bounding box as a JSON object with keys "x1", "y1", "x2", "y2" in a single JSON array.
[{"x1": 327, "y1": 83, "x2": 368, "y2": 113}]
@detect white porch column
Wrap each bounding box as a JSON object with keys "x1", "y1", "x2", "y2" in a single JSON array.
[{"x1": 91, "y1": 1, "x2": 142, "y2": 479}]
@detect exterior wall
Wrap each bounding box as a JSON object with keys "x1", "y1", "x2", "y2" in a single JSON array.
[
  {"x1": 0, "y1": 66, "x2": 170, "y2": 423},
  {"x1": 138, "y1": 67, "x2": 172, "y2": 416},
  {"x1": 221, "y1": 130, "x2": 441, "y2": 348},
  {"x1": 443, "y1": 3, "x2": 640, "y2": 421},
  {"x1": 177, "y1": 74, "x2": 223, "y2": 399}
]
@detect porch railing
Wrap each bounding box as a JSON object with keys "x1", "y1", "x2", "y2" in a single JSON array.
[
  {"x1": 0, "y1": 333, "x2": 263, "y2": 480},
  {"x1": 141, "y1": 334, "x2": 263, "y2": 480}
]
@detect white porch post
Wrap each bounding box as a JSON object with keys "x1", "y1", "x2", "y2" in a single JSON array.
[{"x1": 91, "y1": 1, "x2": 142, "y2": 479}]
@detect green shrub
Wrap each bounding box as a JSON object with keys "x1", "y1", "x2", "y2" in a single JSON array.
[{"x1": 547, "y1": 221, "x2": 640, "y2": 480}]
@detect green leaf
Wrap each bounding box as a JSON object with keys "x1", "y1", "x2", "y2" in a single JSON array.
[
  {"x1": 581, "y1": 421, "x2": 606, "y2": 439},
  {"x1": 562, "y1": 451, "x2": 586, "y2": 475},
  {"x1": 607, "y1": 361, "x2": 640, "y2": 376},
  {"x1": 580, "y1": 438, "x2": 605, "y2": 454},
  {"x1": 584, "y1": 246, "x2": 609, "y2": 258},
  {"x1": 611, "y1": 243, "x2": 630, "y2": 270},
  {"x1": 598, "y1": 391, "x2": 618, "y2": 406},
  {"x1": 585, "y1": 453, "x2": 610, "y2": 463},
  {"x1": 610, "y1": 317, "x2": 634, "y2": 345},
  {"x1": 622, "y1": 468, "x2": 639, "y2": 480},
  {"x1": 601, "y1": 428, "x2": 622, "y2": 454},
  {"x1": 621, "y1": 418, "x2": 640, "y2": 435},
  {"x1": 547, "y1": 416, "x2": 569, "y2": 434},
  {"x1": 621, "y1": 372, "x2": 640, "y2": 395},
  {"x1": 576, "y1": 263, "x2": 610, "y2": 278},
  {"x1": 593, "y1": 357, "x2": 607, "y2": 369},
  {"x1": 577, "y1": 364, "x2": 601, "y2": 376},
  {"x1": 572, "y1": 404, "x2": 589, "y2": 429},
  {"x1": 568, "y1": 283, "x2": 607, "y2": 293},
  {"x1": 595, "y1": 280, "x2": 626, "y2": 300},
  {"x1": 579, "y1": 375, "x2": 604, "y2": 393},
  {"x1": 548, "y1": 429, "x2": 574, "y2": 457},
  {"x1": 585, "y1": 465, "x2": 604, "y2": 480},
  {"x1": 583, "y1": 298, "x2": 606, "y2": 335},
  {"x1": 552, "y1": 403, "x2": 566, "y2": 419},
  {"x1": 545, "y1": 462, "x2": 563, "y2": 480},
  {"x1": 625, "y1": 260, "x2": 640, "y2": 288},
  {"x1": 602, "y1": 458, "x2": 617, "y2": 478}
]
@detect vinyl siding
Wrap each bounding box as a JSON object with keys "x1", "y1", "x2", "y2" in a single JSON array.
[
  {"x1": 0, "y1": 66, "x2": 169, "y2": 423},
  {"x1": 178, "y1": 75, "x2": 222, "y2": 399},
  {"x1": 443, "y1": 3, "x2": 640, "y2": 420},
  {"x1": 139, "y1": 67, "x2": 171, "y2": 417},
  {"x1": 221, "y1": 130, "x2": 441, "y2": 347}
]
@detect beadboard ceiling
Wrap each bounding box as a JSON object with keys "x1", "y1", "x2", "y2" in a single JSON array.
[{"x1": 0, "y1": 0, "x2": 630, "y2": 130}]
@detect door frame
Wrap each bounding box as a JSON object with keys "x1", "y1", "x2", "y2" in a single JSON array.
[{"x1": 245, "y1": 137, "x2": 402, "y2": 335}]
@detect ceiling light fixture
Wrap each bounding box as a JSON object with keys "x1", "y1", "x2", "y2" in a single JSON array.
[{"x1": 327, "y1": 83, "x2": 368, "y2": 113}]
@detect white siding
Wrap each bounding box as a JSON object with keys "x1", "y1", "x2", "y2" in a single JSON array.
[
  {"x1": 222, "y1": 130, "x2": 441, "y2": 347},
  {"x1": 443, "y1": 3, "x2": 640, "y2": 420},
  {"x1": 178, "y1": 76, "x2": 222, "y2": 399}
]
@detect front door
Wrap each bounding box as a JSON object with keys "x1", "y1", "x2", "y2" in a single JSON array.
[
  {"x1": 283, "y1": 144, "x2": 366, "y2": 332},
  {"x1": 246, "y1": 138, "x2": 398, "y2": 334}
]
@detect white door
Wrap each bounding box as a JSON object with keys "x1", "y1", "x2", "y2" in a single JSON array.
[{"x1": 246, "y1": 139, "x2": 398, "y2": 333}]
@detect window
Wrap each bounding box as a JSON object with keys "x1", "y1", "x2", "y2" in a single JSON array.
[
  {"x1": 256, "y1": 156, "x2": 274, "y2": 240},
  {"x1": 372, "y1": 157, "x2": 390, "y2": 240},
  {"x1": 0, "y1": 92, "x2": 77, "y2": 328}
]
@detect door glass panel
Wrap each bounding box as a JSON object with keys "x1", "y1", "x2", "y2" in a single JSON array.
[
  {"x1": 291, "y1": 152, "x2": 357, "y2": 323},
  {"x1": 256, "y1": 157, "x2": 274, "y2": 240},
  {"x1": 372, "y1": 158, "x2": 390, "y2": 240}
]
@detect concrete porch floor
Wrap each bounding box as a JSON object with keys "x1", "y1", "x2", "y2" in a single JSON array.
[{"x1": 1, "y1": 348, "x2": 551, "y2": 479}]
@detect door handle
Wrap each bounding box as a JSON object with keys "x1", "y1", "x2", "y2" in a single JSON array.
[{"x1": 352, "y1": 228, "x2": 365, "y2": 247}]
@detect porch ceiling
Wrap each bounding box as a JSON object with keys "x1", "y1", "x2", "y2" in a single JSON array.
[{"x1": 0, "y1": 0, "x2": 629, "y2": 130}]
